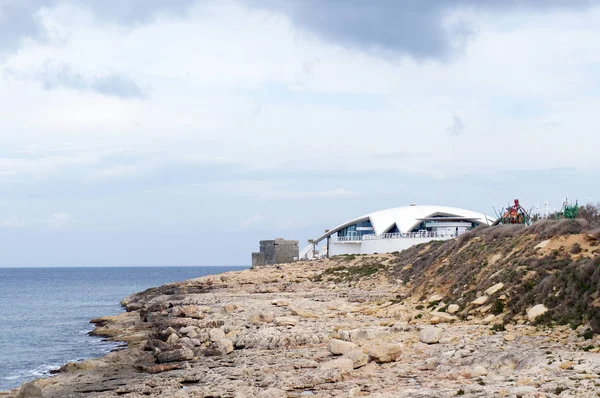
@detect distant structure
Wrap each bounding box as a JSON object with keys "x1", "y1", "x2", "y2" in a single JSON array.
[
  {"x1": 300, "y1": 205, "x2": 495, "y2": 259},
  {"x1": 252, "y1": 238, "x2": 299, "y2": 267},
  {"x1": 493, "y1": 199, "x2": 533, "y2": 225}
]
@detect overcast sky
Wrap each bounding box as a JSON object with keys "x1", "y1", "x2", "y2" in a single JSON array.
[{"x1": 0, "y1": 0, "x2": 599, "y2": 267}]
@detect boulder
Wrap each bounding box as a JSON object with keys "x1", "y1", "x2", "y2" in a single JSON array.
[
  {"x1": 344, "y1": 350, "x2": 369, "y2": 369},
  {"x1": 161, "y1": 327, "x2": 177, "y2": 338},
  {"x1": 274, "y1": 316, "x2": 299, "y2": 326},
  {"x1": 368, "y1": 343, "x2": 403, "y2": 363},
  {"x1": 318, "y1": 357, "x2": 354, "y2": 372},
  {"x1": 248, "y1": 313, "x2": 275, "y2": 324},
  {"x1": 510, "y1": 386, "x2": 537, "y2": 397},
  {"x1": 428, "y1": 294, "x2": 444, "y2": 303},
  {"x1": 470, "y1": 365, "x2": 488, "y2": 378},
  {"x1": 179, "y1": 326, "x2": 196, "y2": 335},
  {"x1": 216, "y1": 338, "x2": 234, "y2": 354},
  {"x1": 419, "y1": 326, "x2": 442, "y2": 344},
  {"x1": 447, "y1": 304, "x2": 460, "y2": 314},
  {"x1": 17, "y1": 382, "x2": 43, "y2": 398},
  {"x1": 481, "y1": 314, "x2": 495, "y2": 325},
  {"x1": 471, "y1": 296, "x2": 489, "y2": 305},
  {"x1": 224, "y1": 303, "x2": 240, "y2": 313},
  {"x1": 527, "y1": 304, "x2": 548, "y2": 322},
  {"x1": 429, "y1": 311, "x2": 457, "y2": 323},
  {"x1": 290, "y1": 307, "x2": 319, "y2": 319},
  {"x1": 328, "y1": 339, "x2": 359, "y2": 355},
  {"x1": 166, "y1": 333, "x2": 180, "y2": 344},
  {"x1": 209, "y1": 328, "x2": 226, "y2": 342},
  {"x1": 156, "y1": 347, "x2": 194, "y2": 363},
  {"x1": 503, "y1": 334, "x2": 515, "y2": 342},
  {"x1": 485, "y1": 283, "x2": 504, "y2": 296}
]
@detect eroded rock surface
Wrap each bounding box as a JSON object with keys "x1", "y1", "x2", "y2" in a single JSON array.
[{"x1": 5, "y1": 254, "x2": 600, "y2": 397}]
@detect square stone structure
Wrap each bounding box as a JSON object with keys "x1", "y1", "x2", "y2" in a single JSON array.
[{"x1": 252, "y1": 238, "x2": 299, "y2": 267}]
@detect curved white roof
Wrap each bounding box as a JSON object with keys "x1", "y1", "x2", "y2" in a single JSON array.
[{"x1": 312, "y1": 205, "x2": 496, "y2": 244}]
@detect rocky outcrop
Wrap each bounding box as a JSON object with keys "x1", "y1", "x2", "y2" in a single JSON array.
[{"x1": 7, "y1": 250, "x2": 600, "y2": 398}]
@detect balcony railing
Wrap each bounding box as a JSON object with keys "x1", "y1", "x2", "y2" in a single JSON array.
[
  {"x1": 333, "y1": 231, "x2": 462, "y2": 242},
  {"x1": 363, "y1": 231, "x2": 460, "y2": 240}
]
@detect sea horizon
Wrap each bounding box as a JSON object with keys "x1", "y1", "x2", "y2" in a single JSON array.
[{"x1": 0, "y1": 265, "x2": 248, "y2": 390}]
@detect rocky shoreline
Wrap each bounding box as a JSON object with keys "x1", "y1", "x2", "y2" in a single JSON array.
[{"x1": 4, "y1": 254, "x2": 600, "y2": 397}]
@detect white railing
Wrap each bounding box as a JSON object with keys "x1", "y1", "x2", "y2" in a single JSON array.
[
  {"x1": 332, "y1": 230, "x2": 464, "y2": 243},
  {"x1": 336, "y1": 236, "x2": 363, "y2": 242},
  {"x1": 362, "y1": 231, "x2": 460, "y2": 240}
]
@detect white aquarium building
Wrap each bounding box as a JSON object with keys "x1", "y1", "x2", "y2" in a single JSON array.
[{"x1": 300, "y1": 205, "x2": 496, "y2": 259}]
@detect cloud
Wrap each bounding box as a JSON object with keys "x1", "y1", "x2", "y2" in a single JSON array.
[
  {"x1": 241, "y1": 214, "x2": 264, "y2": 228},
  {"x1": 0, "y1": 212, "x2": 71, "y2": 229},
  {"x1": 47, "y1": 212, "x2": 71, "y2": 228},
  {"x1": 0, "y1": 0, "x2": 47, "y2": 54},
  {"x1": 0, "y1": 216, "x2": 27, "y2": 228},
  {"x1": 90, "y1": 73, "x2": 146, "y2": 99},
  {"x1": 448, "y1": 115, "x2": 465, "y2": 136},
  {"x1": 0, "y1": 0, "x2": 197, "y2": 55},
  {"x1": 36, "y1": 63, "x2": 146, "y2": 99},
  {"x1": 254, "y1": 0, "x2": 595, "y2": 60}
]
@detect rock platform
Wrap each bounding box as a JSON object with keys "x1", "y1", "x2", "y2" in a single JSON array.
[{"x1": 4, "y1": 256, "x2": 600, "y2": 397}]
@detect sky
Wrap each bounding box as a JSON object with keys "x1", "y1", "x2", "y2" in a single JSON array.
[{"x1": 0, "y1": 0, "x2": 599, "y2": 267}]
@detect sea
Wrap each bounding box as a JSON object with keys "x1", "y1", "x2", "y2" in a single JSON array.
[{"x1": 0, "y1": 266, "x2": 247, "y2": 391}]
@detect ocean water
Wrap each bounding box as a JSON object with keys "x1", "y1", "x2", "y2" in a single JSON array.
[{"x1": 0, "y1": 266, "x2": 247, "y2": 390}]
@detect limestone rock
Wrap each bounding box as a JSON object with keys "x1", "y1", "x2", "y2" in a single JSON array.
[
  {"x1": 17, "y1": 382, "x2": 43, "y2": 398},
  {"x1": 503, "y1": 334, "x2": 515, "y2": 341},
  {"x1": 344, "y1": 350, "x2": 369, "y2": 369},
  {"x1": 428, "y1": 294, "x2": 444, "y2": 303},
  {"x1": 166, "y1": 333, "x2": 180, "y2": 344},
  {"x1": 481, "y1": 314, "x2": 495, "y2": 325},
  {"x1": 156, "y1": 347, "x2": 194, "y2": 363},
  {"x1": 258, "y1": 389, "x2": 287, "y2": 398},
  {"x1": 209, "y1": 328, "x2": 226, "y2": 342},
  {"x1": 318, "y1": 357, "x2": 354, "y2": 371},
  {"x1": 274, "y1": 316, "x2": 299, "y2": 326},
  {"x1": 447, "y1": 304, "x2": 460, "y2": 314},
  {"x1": 179, "y1": 326, "x2": 196, "y2": 335},
  {"x1": 470, "y1": 365, "x2": 488, "y2": 378},
  {"x1": 290, "y1": 307, "x2": 319, "y2": 319},
  {"x1": 368, "y1": 343, "x2": 403, "y2": 363},
  {"x1": 485, "y1": 283, "x2": 504, "y2": 296},
  {"x1": 527, "y1": 304, "x2": 548, "y2": 322},
  {"x1": 510, "y1": 386, "x2": 536, "y2": 397},
  {"x1": 471, "y1": 296, "x2": 489, "y2": 305},
  {"x1": 429, "y1": 311, "x2": 457, "y2": 323},
  {"x1": 328, "y1": 339, "x2": 359, "y2": 355},
  {"x1": 419, "y1": 326, "x2": 442, "y2": 344},
  {"x1": 224, "y1": 303, "x2": 240, "y2": 312},
  {"x1": 216, "y1": 338, "x2": 234, "y2": 354},
  {"x1": 249, "y1": 313, "x2": 275, "y2": 324}
]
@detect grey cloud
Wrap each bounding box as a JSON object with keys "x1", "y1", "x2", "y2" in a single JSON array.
[
  {"x1": 0, "y1": 0, "x2": 48, "y2": 54},
  {"x1": 448, "y1": 115, "x2": 465, "y2": 137},
  {"x1": 252, "y1": 0, "x2": 596, "y2": 60},
  {"x1": 38, "y1": 63, "x2": 146, "y2": 99},
  {"x1": 0, "y1": 0, "x2": 197, "y2": 54},
  {"x1": 91, "y1": 74, "x2": 145, "y2": 99},
  {"x1": 40, "y1": 63, "x2": 86, "y2": 90}
]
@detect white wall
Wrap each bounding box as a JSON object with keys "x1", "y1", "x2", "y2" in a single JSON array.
[
  {"x1": 329, "y1": 242, "x2": 362, "y2": 256},
  {"x1": 329, "y1": 236, "x2": 454, "y2": 256}
]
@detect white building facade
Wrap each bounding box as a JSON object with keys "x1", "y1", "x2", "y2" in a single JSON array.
[{"x1": 300, "y1": 205, "x2": 496, "y2": 259}]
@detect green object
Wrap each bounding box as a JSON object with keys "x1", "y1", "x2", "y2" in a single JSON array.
[{"x1": 564, "y1": 200, "x2": 579, "y2": 219}]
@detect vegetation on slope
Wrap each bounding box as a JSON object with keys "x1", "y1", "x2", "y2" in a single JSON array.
[{"x1": 388, "y1": 219, "x2": 600, "y2": 331}]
